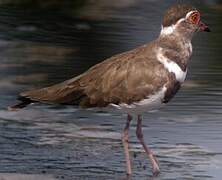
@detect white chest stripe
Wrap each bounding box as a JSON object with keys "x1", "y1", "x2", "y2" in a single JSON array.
[{"x1": 157, "y1": 51, "x2": 187, "y2": 83}]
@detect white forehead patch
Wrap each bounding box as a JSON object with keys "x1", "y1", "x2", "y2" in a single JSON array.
[{"x1": 157, "y1": 48, "x2": 187, "y2": 83}]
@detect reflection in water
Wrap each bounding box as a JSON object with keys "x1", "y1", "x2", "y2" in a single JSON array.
[
  {"x1": 0, "y1": 0, "x2": 222, "y2": 179},
  {"x1": 0, "y1": 174, "x2": 56, "y2": 180}
]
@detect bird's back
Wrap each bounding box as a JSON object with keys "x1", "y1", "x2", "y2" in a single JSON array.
[{"x1": 15, "y1": 41, "x2": 170, "y2": 109}]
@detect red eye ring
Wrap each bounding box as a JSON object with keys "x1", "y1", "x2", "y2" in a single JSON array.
[{"x1": 188, "y1": 11, "x2": 200, "y2": 24}]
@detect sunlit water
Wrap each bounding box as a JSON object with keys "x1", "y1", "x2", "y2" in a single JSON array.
[{"x1": 0, "y1": 0, "x2": 222, "y2": 180}]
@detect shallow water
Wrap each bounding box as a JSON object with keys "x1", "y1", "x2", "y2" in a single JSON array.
[{"x1": 0, "y1": 0, "x2": 222, "y2": 180}]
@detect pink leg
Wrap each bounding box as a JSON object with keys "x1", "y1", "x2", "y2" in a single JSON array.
[
  {"x1": 122, "y1": 114, "x2": 132, "y2": 175},
  {"x1": 136, "y1": 115, "x2": 160, "y2": 176}
]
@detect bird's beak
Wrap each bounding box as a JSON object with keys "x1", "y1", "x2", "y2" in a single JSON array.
[{"x1": 198, "y1": 21, "x2": 211, "y2": 32}]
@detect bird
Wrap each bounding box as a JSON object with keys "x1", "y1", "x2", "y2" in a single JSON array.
[{"x1": 9, "y1": 4, "x2": 210, "y2": 177}]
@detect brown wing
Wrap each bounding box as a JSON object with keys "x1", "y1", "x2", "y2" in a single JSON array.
[
  {"x1": 17, "y1": 43, "x2": 168, "y2": 108},
  {"x1": 19, "y1": 75, "x2": 84, "y2": 104},
  {"x1": 18, "y1": 50, "x2": 131, "y2": 105}
]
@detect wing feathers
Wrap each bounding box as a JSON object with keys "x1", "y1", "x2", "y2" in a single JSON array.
[{"x1": 13, "y1": 42, "x2": 168, "y2": 109}]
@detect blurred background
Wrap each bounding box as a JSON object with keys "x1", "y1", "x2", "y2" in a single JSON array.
[{"x1": 0, "y1": 0, "x2": 222, "y2": 180}]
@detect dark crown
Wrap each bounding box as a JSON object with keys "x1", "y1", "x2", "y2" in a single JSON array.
[{"x1": 162, "y1": 4, "x2": 196, "y2": 27}]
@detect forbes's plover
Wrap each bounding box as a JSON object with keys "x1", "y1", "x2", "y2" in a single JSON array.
[{"x1": 9, "y1": 4, "x2": 210, "y2": 177}]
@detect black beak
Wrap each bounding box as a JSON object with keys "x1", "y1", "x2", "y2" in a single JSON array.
[
  {"x1": 204, "y1": 27, "x2": 211, "y2": 32},
  {"x1": 199, "y1": 21, "x2": 211, "y2": 32}
]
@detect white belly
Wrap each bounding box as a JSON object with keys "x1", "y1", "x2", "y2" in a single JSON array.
[{"x1": 109, "y1": 86, "x2": 167, "y2": 114}]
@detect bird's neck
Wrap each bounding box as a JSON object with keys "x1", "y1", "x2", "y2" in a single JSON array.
[
  {"x1": 159, "y1": 25, "x2": 194, "y2": 42},
  {"x1": 158, "y1": 25, "x2": 193, "y2": 55},
  {"x1": 156, "y1": 27, "x2": 193, "y2": 72}
]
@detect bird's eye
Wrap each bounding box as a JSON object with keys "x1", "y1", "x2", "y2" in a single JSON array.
[{"x1": 188, "y1": 11, "x2": 200, "y2": 24}]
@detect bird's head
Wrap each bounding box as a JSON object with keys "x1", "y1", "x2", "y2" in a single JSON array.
[{"x1": 160, "y1": 4, "x2": 210, "y2": 39}]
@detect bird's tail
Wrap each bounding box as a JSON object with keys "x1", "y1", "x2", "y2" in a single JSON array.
[
  {"x1": 8, "y1": 75, "x2": 85, "y2": 111},
  {"x1": 8, "y1": 97, "x2": 34, "y2": 111}
]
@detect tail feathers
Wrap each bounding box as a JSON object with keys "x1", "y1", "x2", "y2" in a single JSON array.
[
  {"x1": 8, "y1": 78, "x2": 86, "y2": 111},
  {"x1": 8, "y1": 97, "x2": 34, "y2": 111}
]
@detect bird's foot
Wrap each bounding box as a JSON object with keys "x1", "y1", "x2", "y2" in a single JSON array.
[
  {"x1": 152, "y1": 165, "x2": 160, "y2": 177},
  {"x1": 126, "y1": 173, "x2": 132, "y2": 179},
  {"x1": 149, "y1": 154, "x2": 160, "y2": 177}
]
